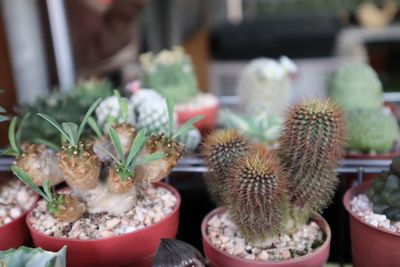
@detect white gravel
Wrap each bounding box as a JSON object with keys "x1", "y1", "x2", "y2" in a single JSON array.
[
  {"x1": 0, "y1": 179, "x2": 37, "y2": 227},
  {"x1": 351, "y1": 194, "x2": 400, "y2": 234},
  {"x1": 29, "y1": 185, "x2": 177, "y2": 239},
  {"x1": 176, "y1": 93, "x2": 218, "y2": 111},
  {"x1": 207, "y1": 211, "x2": 325, "y2": 261}
]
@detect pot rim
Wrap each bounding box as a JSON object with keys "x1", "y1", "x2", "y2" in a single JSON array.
[
  {"x1": 343, "y1": 181, "x2": 400, "y2": 237},
  {"x1": 0, "y1": 177, "x2": 39, "y2": 229},
  {"x1": 345, "y1": 150, "x2": 399, "y2": 160},
  {"x1": 201, "y1": 207, "x2": 331, "y2": 265},
  {"x1": 26, "y1": 182, "x2": 181, "y2": 242}
]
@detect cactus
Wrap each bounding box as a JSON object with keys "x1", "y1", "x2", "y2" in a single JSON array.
[
  {"x1": 278, "y1": 99, "x2": 346, "y2": 225},
  {"x1": 237, "y1": 57, "x2": 296, "y2": 118},
  {"x1": 368, "y1": 156, "x2": 400, "y2": 220},
  {"x1": 202, "y1": 129, "x2": 250, "y2": 205},
  {"x1": 226, "y1": 150, "x2": 289, "y2": 243},
  {"x1": 139, "y1": 46, "x2": 199, "y2": 104},
  {"x1": 329, "y1": 63, "x2": 383, "y2": 111},
  {"x1": 346, "y1": 108, "x2": 399, "y2": 154}
]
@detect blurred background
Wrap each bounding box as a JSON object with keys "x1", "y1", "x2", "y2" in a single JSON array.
[{"x1": 1, "y1": 0, "x2": 400, "y2": 265}]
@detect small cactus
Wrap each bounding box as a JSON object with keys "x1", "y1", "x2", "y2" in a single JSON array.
[
  {"x1": 278, "y1": 99, "x2": 346, "y2": 224},
  {"x1": 202, "y1": 129, "x2": 250, "y2": 205},
  {"x1": 226, "y1": 150, "x2": 288, "y2": 243}
]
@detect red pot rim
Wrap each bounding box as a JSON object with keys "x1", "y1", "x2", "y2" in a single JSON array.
[
  {"x1": 26, "y1": 182, "x2": 181, "y2": 242},
  {"x1": 343, "y1": 182, "x2": 400, "y2": 237},
  {"x1": 201, "y1": 207, "x2": 332, "y2": 265},
  {"x1": 345, "y1": 150, "x2": 400, "y2": 160},
  {"x1": 176, "y1": 102, "x2": 219, "y2": 112}
]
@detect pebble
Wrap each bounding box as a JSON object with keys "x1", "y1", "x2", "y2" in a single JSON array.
[
  {"x1": 29, "y1": 184, "x2": 177, "y2": 240},
  {"x1": 351, "y1": 194, "x2": 400, "y2": 234},
  {"x1": 207, "y1": 211, "x2": 324, "y2": 262},
  {"x1": 0, "y1": 179, "x2": 36, "y2": 226}
]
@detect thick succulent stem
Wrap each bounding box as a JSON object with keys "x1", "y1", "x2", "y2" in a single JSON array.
[
  {"x1": 49, "y1": 194, "x2": 86, "y2": 223},
  {"x1": 278, "y1": 99, "x2": 346, "y2": 226}
]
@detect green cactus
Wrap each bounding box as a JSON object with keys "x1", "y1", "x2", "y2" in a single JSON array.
[
  {"x1": 368, "y1": 156, "x2": 400, "y2": 221},
  {"x1": 202, "y1": 129, "x2": 250, "y2": 205},
  {"x1": 278, "y1": 99, "x2": 346, "y2": 226},
  {"x1": 139, "y1": 46, "x2": 199, "y2": 104},
  {"x1": 226, "y1": 150, "x2": 289, "y2": 243},
  {"x1": 329, "y1": 63, "x2": 383, "y2": 111},
  {"x1": 346, "y1": 108, "x2": 399, "y2": 154}
]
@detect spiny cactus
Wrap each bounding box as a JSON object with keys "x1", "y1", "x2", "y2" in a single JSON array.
[
  {"x1": 226, "y1": 150, "x2": 288, "y2": 243},
  {"x1": 278, "y1": 99, "x2": 346, "y2": 224},
  {"x1": 368, "y1": 156, "x2": 400, "y2": 221},
  {"x1": 346, "y1": 108, "x2": 399, "y2": 154},
  {"x1": 329, "y1": 63, "x2": 383, "y2": 111},
  {"x1": 202, "y1": 129, "x2": 250, "y2": 205}
]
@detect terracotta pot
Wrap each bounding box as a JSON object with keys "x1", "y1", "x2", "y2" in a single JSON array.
[
  {"x1": 343, "y1": 182, "x2": 400, "y2": 267},
  {"x1": 27, "y1": 182, "x2": 180, "y2": 267},
  {"x1": 201, "y1": 208, "x2": 331, "y2": 267},
  {"x1": 0, "y1": 193, "x2": 38, "y2": 250},
  {"x1": 177, "y1": 103, "x2": 219, "y2": 133}
]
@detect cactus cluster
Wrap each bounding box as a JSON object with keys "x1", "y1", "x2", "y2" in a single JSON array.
[
  {"x1": 10, "y1": 96, "x2": 203, "y2": 222},
  {"x1": 329, "y1": 63, "x2": 399, "y2": 154},
  {"x1": 140, "y1": 46, "x2": 199, "y2": 104},
  {"x1": 203, "y1": 99, "x2": 346, "y2": 243},
  {"x1": 368, "y1": 156, "x2": 400, "y2": 221}
]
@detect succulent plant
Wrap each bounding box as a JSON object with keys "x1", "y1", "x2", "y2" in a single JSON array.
[
  {"x1": 0, "y1": 104, "x2": 8, "y2": 123},
  {"x1": 329, "y1": 63, "x2": 383, "y2": 111},
  {"x1": 226, "y1": 150, "x2": 289, "y2": 243},
  {"x1": 202, "y1": 129, "x2": 250, "y2": 205},
  {"x1": 140, "y1": 46, "x2": 199, "y2": 104},
  {"x1": 38, "y1": 99, "x2": 102, "y2": 190},
  {"x1": 237, "y1": 57, "x2": 296, "y2": 118},
  {"x1": 278, "y1": 100, "x2": 346, "y2": 225},
  {"x1": 18, "y1": 79, "x2": 113, "y2": 145},
  {"x1": 0, "y1": 246, "x2": 66, "y2": 267},
  {"x1": 4, "y1": 116, "x2": 64, "y2": 186},
  {"x1": 369, "y1": 157, "x2": 400, "y2": 221},
  {"x1": 346, "y1": 108, "x2": 399, "y2": 154},
  {"x1": 12, "y1": 166, "x2": 85, "y2": 223},
  {"x1": 97, "y1": 128, "x2": 163, "y2": 194}
]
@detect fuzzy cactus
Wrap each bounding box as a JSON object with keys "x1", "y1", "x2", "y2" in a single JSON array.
[
  {"x1": 139, "y1": 46, "x2": 199, "y2": 104},
  {"x1": 329, "y1": 63, "x2": 383, "y2": 111},
  {"x1": 237, "y1": 56, "x2": 296, "y2": 118},
  {"x1": 346, "y1": 108, "x2": 399, "y2": 154},
  {"x1": 278, "y1": 99, "x2": 346, "y2": 224},
  {"x1": 226, "y1": 150, "x2": 289, "y2": 243},
  {"x1": 202, "y1": 129, "x2": 250, "y2": 205},
  {"x1": 368, "y1": 156, "x2": 400, "y2": 220}
]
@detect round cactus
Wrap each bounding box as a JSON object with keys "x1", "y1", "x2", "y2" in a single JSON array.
[
  {"x1": 346, "y1": 108, "x2": 399, "y2": 154},
  {"x1": 329, "y1": 63, "x2": 383, "y2": 111},
  {"x1": 226, "y1": 150, "x2": 289, "y2": 243}
]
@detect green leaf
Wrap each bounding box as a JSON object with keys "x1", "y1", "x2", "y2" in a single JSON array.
[
  {"x1": 62, "y1": 122, "x2": 79, "y2": 146},
  {"x1": 87, "y1": 116, "x2": 103, "y2": 138},
  {"x1": 0, "y1": 115, "x2": 8, "y2": 122},
  {"x1": 0, "y1": 246, "x2": 66, "y2": 267},
  {"x1": 33, "y1": 138, "x2": 59, "y2": 150},
  {"x1": 11, "y1": 166, "x2": 49, "y2": 201},
  {"x1": 126, "y1": 129, "x2": 147, "y2": 167},
  {"x1": 108, "y1": 127, "x2": 125, "y2": 162},
  {"x1": 42, "y1": 180, "x2": 53, "y2": 202},
  {"x1": 38, "y1": 113, "x2": 71, "y2": 144},
  {"x1": 16, "y1": 113, "x2": 31, "y2": 145},
  {"x1": 77, "y1": 98, "x2": 102, "y2": 141},
  {"x1": 2, "y1": 147, "x2": 19, "y2": 157},
  {"x1": 120, "y1": 97, "x2": 129, "y2": 122},
  {"x1": 135, "y1": 152, "x2": 164, "y2": 166},
  {"x1": 8, "y1": 117, "x2": 21, "y2": 155},
  {"x1": 172, "y1": 115, "x2": 204, "y2": 139},
  {"x1": 95, "y1": 144, "x2": 120, "y2": 163},
  {"x1": 166, "y1": 95, "x2": 174, "y2": 138}
]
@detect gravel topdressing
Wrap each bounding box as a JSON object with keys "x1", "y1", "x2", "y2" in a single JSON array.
[
  {"x1": 0, "y1": 179, "x2": 37, "y2": 227},
  {"x1": 29, "y1": 184, "x2": 177, "y2": 239},
  {"x1": 206, "y1": 211, "x2": 325, "y2": 262}
]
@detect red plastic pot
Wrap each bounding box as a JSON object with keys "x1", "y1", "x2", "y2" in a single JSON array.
[
  {"x1": 27, "y1": 182, "x2": 180, "y2": 267},
  {"x1": 177, "y1": 103, "x2": 219, "y2": 133},
  {"x1": 343, "y1": 182, "x2": 400, "y2": 267},
  {"x1": 201, "y1": 208, "x2": 331, "y2": 267},
  {"x1": 0, "y1": 194, "x2": 38, "y2": 250}
]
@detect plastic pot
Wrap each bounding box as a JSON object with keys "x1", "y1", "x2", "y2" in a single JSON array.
[
  {"x1": 343, "y1": 182, "x2": 400, "y2": 267},
  {"x1": 177, "y1": 103, "x2": 219, "y2": 133},
  {"x1": 0, "y1": 191, "x2": 38, "y2": 250},
  {"x1": 27, "y1": 182, "x2": 181, "y2": 267},
  {"x1": 201, "y1": 208, "x2": 331, "y2": 267}
]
